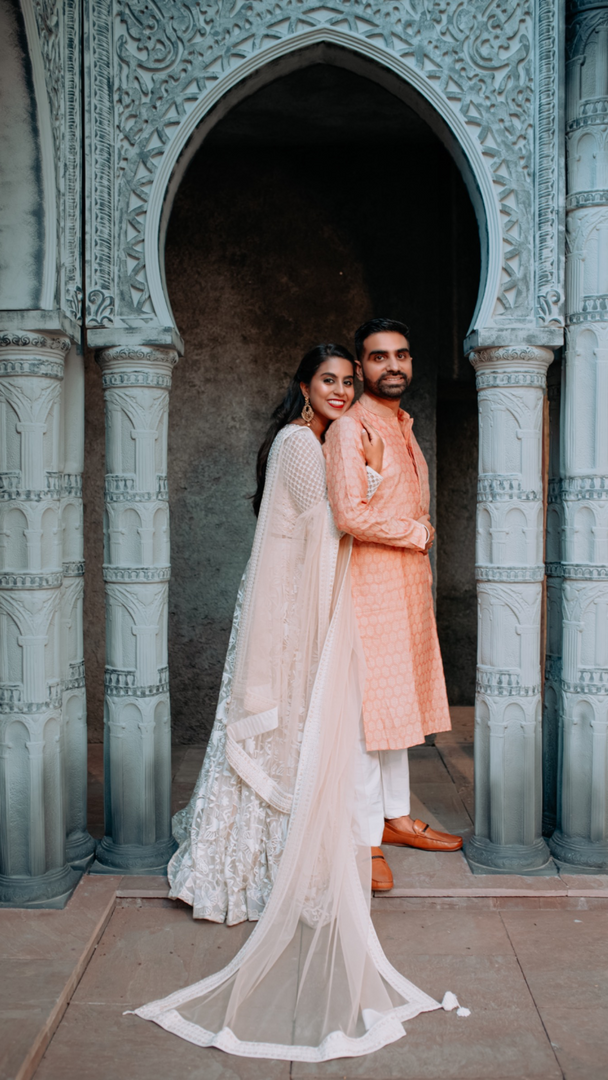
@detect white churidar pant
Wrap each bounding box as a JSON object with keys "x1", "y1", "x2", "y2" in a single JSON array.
[{"x1": 354, "y1": 716, "x2": 411, "y2": 847}]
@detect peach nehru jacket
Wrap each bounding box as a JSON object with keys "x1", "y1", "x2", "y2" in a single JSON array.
[{"x1": 324, "y1": 400, "x2": 451, "y2": 752}]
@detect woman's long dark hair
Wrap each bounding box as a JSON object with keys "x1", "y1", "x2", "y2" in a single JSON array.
[{"x1": 251, "y1": 343, "x2": 355, "y2": 517}]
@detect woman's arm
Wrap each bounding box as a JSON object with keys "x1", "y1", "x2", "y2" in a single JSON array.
[{"x1": 324, "y1": 417, "x2": 428, "y2": 550}]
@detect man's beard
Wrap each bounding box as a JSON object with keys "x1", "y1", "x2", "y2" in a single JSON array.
[{"x1": 366, "y1": 372, "x2": 411, "y2": 400}]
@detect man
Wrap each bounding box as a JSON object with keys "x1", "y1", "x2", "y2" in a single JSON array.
[{"x1": 324, "y1": 317, "x2": 462, "y2": 891}]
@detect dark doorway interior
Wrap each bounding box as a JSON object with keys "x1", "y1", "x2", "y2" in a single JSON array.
[{"x1": 164, "y1": 63, "x2": 481, "y2": 744}]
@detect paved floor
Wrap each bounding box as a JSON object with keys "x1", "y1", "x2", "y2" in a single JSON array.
[
  {"x1": 4, "y1": 708, "x2": 608, "y2": 1080},
  {"x1": 32, "y1": 895, "x2": 608, "y2": 1080}
]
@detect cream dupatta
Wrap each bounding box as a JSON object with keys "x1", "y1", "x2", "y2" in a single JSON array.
[{"x1": 130, "y1": 426, "x2": 442, "y2": 1061}]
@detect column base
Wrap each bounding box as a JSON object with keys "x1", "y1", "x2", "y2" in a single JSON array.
[
  {"x1": 549, "y1": 830, "x2": 608, "y2": 874},
  {"x1": 90, "y1": 835, "x2": 177, "y2": 876},
  {"x1": 0, "y1": 865, "x2": 82, "y2": 908},
  {"x1": 465, "y1": 835, "x2": 557, "y2": 876},
  {"x1": 66, "y1": 830, "x2": 97, "y2": 872}
]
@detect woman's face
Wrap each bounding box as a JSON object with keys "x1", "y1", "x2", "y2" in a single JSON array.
[{"x1": 302, "y1": 357, "x2": 355, "y2": 426}]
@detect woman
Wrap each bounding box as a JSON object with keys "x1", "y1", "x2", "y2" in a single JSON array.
[{"x1": 131, "y1": 344, "x2": 450, "y2": 1060}]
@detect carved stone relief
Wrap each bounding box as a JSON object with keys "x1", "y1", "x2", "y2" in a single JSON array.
[
  {"x1": 468, "y1": 344, "x2": 554, "y2": 873},
  {"x1": 0, "y1": 332, "x2": 91, "y2": 904},
  {"x1": 85, "y1": 0, "x2": 564, "y2": 338},
  {"x1": 25, "y1": 0, "x2": 83, "y2": 322},
  {"x1": 1, "y1": 2, "x2": 575, "y2": 892},
  {"x1": 93, "y1": 345, "x2": 177, "y2": 873},
  {"x1": 552, "y1": 0, "x2": 608, "y2": 870}
]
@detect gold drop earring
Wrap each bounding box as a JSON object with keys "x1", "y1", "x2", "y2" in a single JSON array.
[{"x1": 301, "y1": 393, "x2": 314, "y2": 427}]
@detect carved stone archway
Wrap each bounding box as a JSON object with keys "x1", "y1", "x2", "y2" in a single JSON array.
[
  {"x1": 82, "y1": 2, "x2": 564, "y2": 880},
  {"x1": 14, "y1": 2, "x2": 608, "y2": 908},
  {"x1": 84, "y1": 3, "x2": 564, "y2": 346}
]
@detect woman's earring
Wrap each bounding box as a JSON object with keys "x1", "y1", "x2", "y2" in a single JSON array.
[{"x1": 301, "y1": 394, "x2": 314, "y2": 427}]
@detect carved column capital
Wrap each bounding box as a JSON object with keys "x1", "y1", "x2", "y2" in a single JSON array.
[
  {"x1": 0, "y1": 331, "x2": 71, "y2": 380},
  {"x1": 469, "y1": 345, "x2": 555, "y2": 389},
  {"x1": 97, "y1": 345, "x2": 178, "y2": 390}
]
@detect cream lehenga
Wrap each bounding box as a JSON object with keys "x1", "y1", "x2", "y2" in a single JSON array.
[{"x1": 131, "y1": 424, "x2": 446, "y2": 1061}]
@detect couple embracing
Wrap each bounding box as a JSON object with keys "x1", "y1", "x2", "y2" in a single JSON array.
[{"x1": 132, "y1": 319, "x2": 464, "y2": 1061}]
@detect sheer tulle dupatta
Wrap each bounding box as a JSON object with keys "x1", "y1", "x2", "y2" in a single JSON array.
[{"x1": 130, "y1": 431, "x2": 441, "y2": 1060}]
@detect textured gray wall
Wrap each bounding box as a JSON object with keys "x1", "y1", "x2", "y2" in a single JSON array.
[
  {"x1": 436, "y1": 389, "x2": 479, "y2": 704},
  {"x1": 83, "y1": 65, "x2": 479, "y2": 743}
]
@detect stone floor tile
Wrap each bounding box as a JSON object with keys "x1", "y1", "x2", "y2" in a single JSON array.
[
  {"x1": 538, "y1": 1006, "x2": 608, "y2": 1080},
  {"x1": 391, "y1": 953, "x2": 538, "y2": 1015},
  {"x1": 171, "y1": 746, "x2": 189, "y2": 777},
  {"x1": 373, "y1": 909, "x2": 512, "y2": 957},
  {"x1": 407, "y1": 747, "x2": 453, "y2": 785},
  {"x1": 494, "y1": 897, "x2": 544, "y2": 909},
  {"x1": 435, "y1": 742, "x2": 475, "y2": 791},
  {"x1": 36, "y1": 1003, "x2": 290, "y2": 1080},
  {"x1": 372, "y1": 897, "x2": 496, "y2": 912},
  {"x1": 561, "y1": 873, "x2": 608, "y2": 893},
  {"x1": 0, "y1": 875, "x2": 117, "y2": 959},
  {"x1": 172, "y1": 780, "x2": 197, "y2": 814},
  {"x1": 292, "y1": 1006, "x2": 561, "y2": 1079},
  {"x1": 72, "y1": 903, "x2": 253, "y2": 1007},
  {"x1": 455, "y1": 789, "x2": 475, "y2": 824},
  {"x1": 569, "y1": 895, "x2": 608, "y2": 909},
  {"x1": 385, "y1": 846, "x2": 475, "y2": 893},
  {"x1": 173, "y1": 748, "x2": 206, "y2": 785},
  {"x1": 409, "y1": 786, "x2": 472, "y2": 835},
  {"x1": 523, "y1": 964, "x2": 608, "y2": 1009},
  {"x1": 0, "y1": 877, "x2": 118, "y2": 1080},
  {"x1": 0, "y1": 958, "x2": 77, "y2": 1007},
  {"x1": 435, "y1": 707, "x2": 474, "y2": 745},
  {"x1": 117, "y1": 877, "x2": 170, "y2": 898},
  {"x1": 500, "y1": 909, "x2": 608, "y2": 966},
  {"x1": 0, "y1": 1006, "x2": 52, "y2": 1080},
  {"x1": 469, "y1": 874, "x2": 564, "y2": 893},
  {"x1": 385, "y1": 843, "x2": 568, "y2": 898}
]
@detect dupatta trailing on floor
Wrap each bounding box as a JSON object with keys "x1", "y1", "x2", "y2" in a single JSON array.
[{"x1": 130, "y1": 426, "x2": 442, "y2": 1061}]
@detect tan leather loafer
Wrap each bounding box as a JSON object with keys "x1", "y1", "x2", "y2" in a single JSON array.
[
  {"x1": 382, "y1": 818, "x2": 463, "y2": 852},
  {"x1": 371, "y1": 846, "x2": 394, "y2": 891}
]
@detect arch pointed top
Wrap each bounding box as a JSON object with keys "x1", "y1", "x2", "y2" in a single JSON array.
[{"x1": 84, "y1": 1, "x2": 564, "y2": 352}]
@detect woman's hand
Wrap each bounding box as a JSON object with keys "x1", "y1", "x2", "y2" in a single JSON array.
[
  {"x1": 361, "y1": 420, "x2": 384, "y2": 474},
  {"x1": 418, "y1": 513, "x2": 435, "y2": 552}
]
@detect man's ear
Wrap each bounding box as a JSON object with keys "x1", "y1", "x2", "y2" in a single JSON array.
[{"x1": 355, "y1": 360, "x2": 363, "y2": 382}]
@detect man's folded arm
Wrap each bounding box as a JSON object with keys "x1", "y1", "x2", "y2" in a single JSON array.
[{"x1": 324, "y1": 419, "x2": 428, "y2": 551}]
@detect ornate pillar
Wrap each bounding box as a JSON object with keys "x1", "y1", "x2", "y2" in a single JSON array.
[
  {"x1": 93, "y1": 345, "x2": 177, "y2": 874},
  {"x1": 0, "y1": 331, "x2": 81, "y2": 906},
  {"x1": 467, "y1": 345, "x2": 555, "y2": 875},
  {"x1": 550, "y1": 0, "x2": 608, "y2": 871}
]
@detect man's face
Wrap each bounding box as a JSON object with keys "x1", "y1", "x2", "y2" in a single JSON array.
[{"x1": 357, "y1": 331, "x2": 413, "y2": 400}]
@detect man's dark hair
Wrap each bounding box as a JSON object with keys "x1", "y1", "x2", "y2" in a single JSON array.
[{"x1": 354, "y1": 318, "x2": 410, "y2": 361}]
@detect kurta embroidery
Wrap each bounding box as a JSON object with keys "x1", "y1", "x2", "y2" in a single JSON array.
[{"x1": 325, "y1": 400, "x2": 451, "y2": 752}]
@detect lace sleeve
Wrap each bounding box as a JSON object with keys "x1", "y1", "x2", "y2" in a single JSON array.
[
  {"x1": 366, "y1": 466, "x2": 382, "y2": 501},
  {"x1": 282, "y1": 428, "x2": 327, "y2": 514}
]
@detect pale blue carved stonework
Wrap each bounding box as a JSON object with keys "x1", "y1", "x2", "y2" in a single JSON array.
[
  {"x1": 9, "y1": 0, "x2": 608, "y2": 900},
  {"x1": 82, "y1": 0, "x2": 566, "y2": 879},
  {"x1": 550, "y1": 0, "x2": 608, "y2": 872}
]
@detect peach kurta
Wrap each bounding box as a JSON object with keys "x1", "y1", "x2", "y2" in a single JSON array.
[{"x1": 324, "y1": 400, "x2": 451, "y2": 751}]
